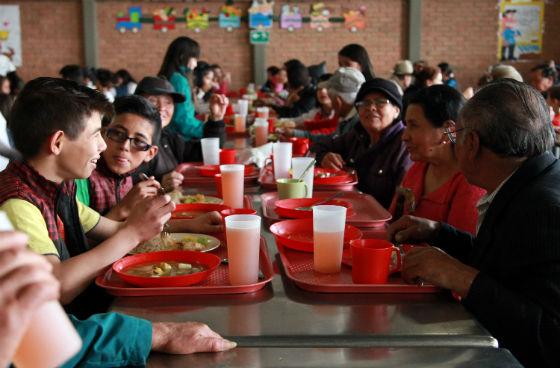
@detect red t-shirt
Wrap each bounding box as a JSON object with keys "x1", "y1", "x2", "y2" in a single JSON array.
[
  {"x1": 389, "y1": 162, "x2": 486, "y2": 234},
  {"x1": 552, "y1": 114, "x2": 560, "y2": 127}
]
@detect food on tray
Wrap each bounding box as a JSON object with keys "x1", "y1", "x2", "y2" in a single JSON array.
[
  {"x1": 132, "y1": 234, "x2": 218, "y2": 254},
  {"x1": 315, "y1": 171, "x2": 337, "y2": 179},
  {"x1": 124, "y1": 261, "x2": 206, "y2": 277},
  {"x1": 181, "y1": 194, "x2": 208, "y2": 204}
]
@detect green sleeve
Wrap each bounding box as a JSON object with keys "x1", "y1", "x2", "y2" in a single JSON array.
[
  {"x1": 168, "y1": 72, "x2": 203, "y2": 141},
  {"x1": 75, "y1": 179, "x2": 90, "y2": 207},
  {"x1": 62, "y1": 313, "x2": 152, "y2": 368}
]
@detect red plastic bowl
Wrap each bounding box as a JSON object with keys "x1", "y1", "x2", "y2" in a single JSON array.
[
  {"x1": 172, "y1": 203, "x2": 230, "y2": 219},
  {"x1": 269, "y1": 218, "x2": 362, "y2": 253},
  {"x1": 274, "y1": 198, "x2": 355, "y2": 219},
  {"x1": 220, "y1": 208, "x2": 257, "y2": 221},
  {"x1": 113, "y1": 250, "x2": 221, "y2": 287},
  {"x1": 314, "y1": 168, "x2": 353, "y2": 184},
  {"x1": 197, "y1": 164, "x2": 258, "y2": 177}
]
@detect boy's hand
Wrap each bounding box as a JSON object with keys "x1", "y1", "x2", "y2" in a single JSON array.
[
  {"x1": 124, "y1": 195, "x2": 174, "y2": 244},
  {"x1": 209, "y1": 94, "x2": 229, "y2": 121},
  {"x1": 162, "y1": 171, "x2": 184, "y2": 191},
  {"x1": 110, "y1": 178, "x2": 161, "y2": 221},
  {"x1": 171, "y1": 211, "x2": 223, "y2": 234}
]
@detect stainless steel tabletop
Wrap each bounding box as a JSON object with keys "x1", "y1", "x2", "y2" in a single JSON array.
[
  {"x1": 146, "y1": 347, "x2": 521, "y2": 367},
  {"x1": 111, "y1": 196, "x2": 497, "y2": 349}
]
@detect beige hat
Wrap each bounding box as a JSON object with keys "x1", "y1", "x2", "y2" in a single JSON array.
[
  {"x1": 491, "y1": 65, "x2": 523, "y2": 82},
  {"x1": 393, "y1": 60, "x2": 413, "y2": 76}
]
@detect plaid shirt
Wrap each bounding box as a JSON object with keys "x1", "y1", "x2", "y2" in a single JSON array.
[
  {"x1": 88, "y1": 158, "x2": 133, "y2": 216},
  {"x1": 0, "y1": 161, "x2": 89, "y2": 260}
]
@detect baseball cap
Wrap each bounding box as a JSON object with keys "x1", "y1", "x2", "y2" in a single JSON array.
[
  {"x1": 393, "y1": 60, "x2": 413, "y2": 76},
  {"x1": 135, "y1": 76, "x2": 186, "y2": 103},
  {"x1": 326, "y1": 67, "x2": 365, "y2": 104}
]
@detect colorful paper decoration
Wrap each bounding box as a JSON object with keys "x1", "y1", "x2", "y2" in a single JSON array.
[
  {"x1": 343, "y1": 6, "x2": 366, "y2": 32},
  {"x1": 248, "y1": 0, "x2": 274, "y2": 29},
  {"x1": 250, "y1": 29, "x2": 270, "y2": 44},
  {"x1": 115, "y1": 6, "x2": 142, "y2": 33},
  {"x1": 186, "y1": 8, "x2": 210, "y2": 32},
  {"x1": 309, "y1": 2, "x2": 331, "y2": 31},
  {"x1": 153, "y1": 7, "x2": 176, "y2": 32},
  {"x1": 219, "y1": 3, "x2": 242, "y2": 30},
  {"x1": 280, "y1": 5, "x2": 302, "y2": 31}
]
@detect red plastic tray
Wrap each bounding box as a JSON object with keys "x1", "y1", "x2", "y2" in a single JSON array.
[
  {"x1": 177, "y1": 162, "x2": 259, "y2": 187},
  {"x1": 314, "y1": 168, "x2": 353, "y2": 184},
  {"x1": 274, "y1": 198, "x2": 355, "y2": 219},
  {"x1": 260, "y1": 192, "x2": 392, "y2": 228},
  {"x1": 96, "y1": 237, "x2": 273, "y2": 296},
  {"x1": 276, "y1": 243, "x2": 440, "y2": 294},
  {"x1": 258, "y1": 165, "x2": 357, "y2": 191},
  {"x1": 197, "y1": 164, "x2": 258, "y2": 177}
]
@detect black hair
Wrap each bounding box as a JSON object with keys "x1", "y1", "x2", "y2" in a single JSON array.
[
  {"x1": 267, "y1": 66, "x2": 281, "y2": 75},
  {"x1": 158, "y1": 36, "x2": 200, "y2": 79},
  {"x1": 437, "y1": 62, "x2": 454, "y2": 77},
  {"x1": 284, "y1": 59, "x2": 305, "y2": 73},
  {"x1": 413, "y1": 66, "x2": 440, "y2": 88},
  {"x1": 338, "y1": 44, "x2": 375, "y2": 81},
  {"x1": 83, "y1": 67, "x2": 97, "y2": 84},
  {"x1": 96, "y1": 68, "x2": 114, "y2": 88},
  {"x1": 531, "y1": 64, "x2": 557, "y2": 82},
  {"x1": 318, "y1": 73, "x2": 333, "y2": 83},
  {"x1": 549, "y1": 85, "x2": 560, "y2": 101},
  {"x1": 8, "y1": 77, "x2": 114, "y2": 159},
  {"x1": 0, "y1": 93, "x2": 14, "y2": 120},
  {"x1": 59, "y1": 65, "x2": 84, "y2": 85},
  {"x1": 115, "y1": 69, "x2": 136, "y2": 84},
  {"x1": 287, "y1": 63, "x2": 310, "y2": 89},
  {"x1": 193, "y1": 61, "x2": 213, "y2": 89},
  {"x1": 113, "y1": 95, "x2": 162, "y2": 145},
  {"x1": 407, "y1": 85, "x2": 465, "y2": 128},
  {"x1": 6, "y1": 71, "x2": 23, "y2": 96}
]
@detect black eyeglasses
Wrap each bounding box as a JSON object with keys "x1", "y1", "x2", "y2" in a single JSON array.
[
  {"x1": 105, "y1": 128, "x2": 152, "y2": 151},
  {"x1": 355, "y1": 98, "x2": 391, "y2": 110},
  {"x1": 443, "y1": 127, "x2": 466, "y2": 144}
]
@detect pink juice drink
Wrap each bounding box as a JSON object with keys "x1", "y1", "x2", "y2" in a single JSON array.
[
  {"x1": 220, "y1": 164, "x2": 244, "y2": 209},
  {"x1": 312, "y1": 205, "x2": 347, "y2": 274},
  {"x1": 13, "y1": 301, "x2": 82, "y2": 368},
  {"x1": 225, "y1": 215, "x2": 261, "y2": 285},
  {"x1": 255, "y1": 124, "x2": 268, "y2": 146},
  {"x1": 313, "y1": 231, "x2": 344, "y2": 273},
  {"x1": 234, "y1": 114, "x2": 246, "y2": 133}
]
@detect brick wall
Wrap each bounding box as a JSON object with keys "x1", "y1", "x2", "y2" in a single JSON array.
[
  {"x1": 2, "y1": 0, "x2": 83, "y2": 82},
  {"x1": 8, "y1": 0, "x2": 560, "y2": 91}
]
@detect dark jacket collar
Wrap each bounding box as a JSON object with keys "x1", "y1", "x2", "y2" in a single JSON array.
[{"x1": 353, "y1": 120, "x2": 405, "y2": 147}]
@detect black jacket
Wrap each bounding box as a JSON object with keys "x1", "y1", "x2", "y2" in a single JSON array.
[
  {"x1": 135, "y1": 119, "x2": 225, "y2": 181},
  {"x1": 272, "y1": 85, "x2": 317, "y2": 118},
  {"x1": 432, "y1": 152, "x2": 560, "y2": 368},
  {"x1": 312, "y1": 120, "x2": 412, "y2": 208}
]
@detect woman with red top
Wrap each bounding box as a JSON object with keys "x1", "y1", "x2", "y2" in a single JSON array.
[{"x1": 390, "y1": 85, "x2": 485, "y2": 234}]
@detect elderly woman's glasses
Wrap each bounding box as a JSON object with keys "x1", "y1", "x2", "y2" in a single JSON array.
[
  {"x1": 355, "y1": 98, "x2": 391, "y2": 110},
  {"x1": 443, "y1": 127, "x2": 466, "y2": 144},
  {"x1": 105, "y1": 128, "x2": 152, "y2": 151}
]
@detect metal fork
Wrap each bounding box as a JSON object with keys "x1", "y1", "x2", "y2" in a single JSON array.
[{"x1": 140, "y1": 173, "x2": 172, "y2": 244}]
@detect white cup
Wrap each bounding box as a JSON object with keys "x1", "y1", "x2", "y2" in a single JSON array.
[
  {"x1": 201, "y1": 138, "x2": 220, "y2": 165},
  {"x1": 256, "y1": 107, "x2": 269, "y2": 119},
  {"x1": 292, "y1": 157, "x2": 314, "y2": 198},
  {"x1": 273, "y1": 142, "x2": 292, "y2": 180},
  {"x1": 237, "y1": 99, "x2": 249, "y2": 116},
  {"x1": 234, "y1": 114, "x2": 247, "y2": 133},
  {"x1": 313, "y1": 205, "x2": 347, "y2": 274},
  {"x1": 254, "y1": 118, "x2": 269, "y2": 147},
  {"x1": 220, "y1": 164, "x2": 244, "y2": 209},
  {"x1": 225, "y1": 214, "x2": 261, "y2": 285}
]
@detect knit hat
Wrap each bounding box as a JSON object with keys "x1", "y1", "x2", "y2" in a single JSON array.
[
  {"x1": 355, "y1": 78, "x2": 403, "y2": 112},
  {"x1": 326, "y1": 67, "x2": 366, "y2": 104},
  {"x1": 393, "y1": 60, "x2": 413, "y2": 76},
  {"x1": 135, "y1": 76, "x2": 186, "y2": 103}
]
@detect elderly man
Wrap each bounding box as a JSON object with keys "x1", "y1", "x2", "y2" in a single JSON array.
[{"x1": 388, "y1": 79, "x2": 560, "y2": 368}]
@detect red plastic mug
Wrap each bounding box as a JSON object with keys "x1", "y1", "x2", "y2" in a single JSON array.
[
  {"x1": 289, "y1": 137, "x2": 310, "y2": 155},
  {"x1": 350, "y1": 239, "x2": 402, "y2": 284},
  {"x1": 219, "y1": 149, "x2": 236, "y2": 164}
]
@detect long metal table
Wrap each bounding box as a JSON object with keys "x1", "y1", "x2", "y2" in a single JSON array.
[
  {"x1": 111, "y1": 194, "x2": 497, "y2": 349},
  {"x1": 146, "y1": 347, "x2": 522, "y2": 367}
]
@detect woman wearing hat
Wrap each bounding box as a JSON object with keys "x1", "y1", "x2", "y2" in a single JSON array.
[
  {"x1": 390, "y1": 85, "x2": 485, "y2": 234},
  {"x1": 134, "y1": 76, "x2": 227, "y2": 191},
  {"x1": 313, "y1": 78, "x2": 412, "y2": 208}
]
